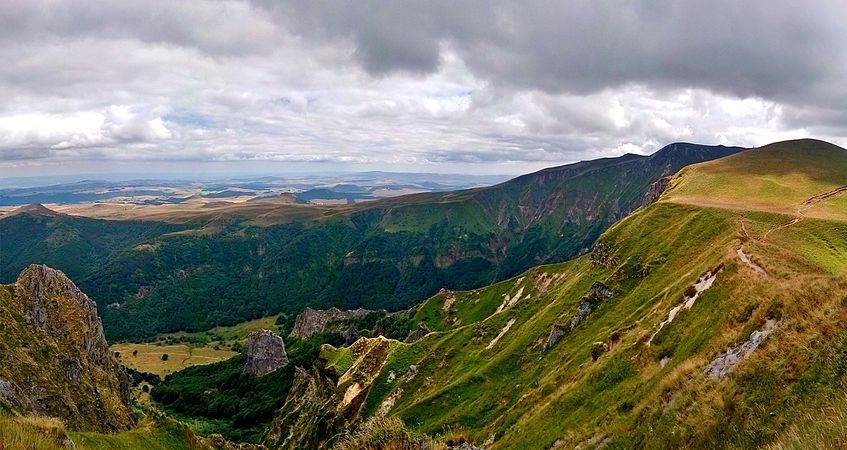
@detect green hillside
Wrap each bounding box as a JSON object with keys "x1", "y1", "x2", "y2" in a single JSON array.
[
  {"x1": 0, "y1": 143, "x2": 742, "y2": 340},
  {"x1": 268, "y1": 139, "x2": 847, "y2": 448}
]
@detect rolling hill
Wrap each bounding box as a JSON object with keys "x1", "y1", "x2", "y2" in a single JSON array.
[
  {"x1": 264, "y1": 138, "x2": 847, "y2": 448},
  {"x1": 0, "y1": 143, "x2": 743, "y2": 340}
]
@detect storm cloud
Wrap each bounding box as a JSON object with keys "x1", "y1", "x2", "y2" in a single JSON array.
[{"x1": 0, "y1": 0, "x2": 845, "y2": 176}]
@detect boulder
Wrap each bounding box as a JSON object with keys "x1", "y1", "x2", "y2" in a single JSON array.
[{"x1": 245, "y1": 330, "x2": 289, "y2": 377}]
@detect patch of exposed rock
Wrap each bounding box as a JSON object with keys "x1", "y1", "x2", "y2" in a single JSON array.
[
  {"x1": 342, "y1": 326, "x2": 361, "y2": 346},
  {"x1": 638, "y1": 177, "x2": 670, "y2": 206},
  {"x1": 570, "y1": 282, "x2": 614, "y2": 330},
  {"x1": 0, "y1": 264, "x2": 134, "y2": 432},
  {"x1": 590, "y1": 242, "x2": 617, "y2": 268},
  {"x1": 705, "y1": 319, "x2": 778, "y2": 378},
  {"x1": 544, "y1": 282, "x2": 614, "y2": 351},
  {"x1": 544, "y1": 324, "x2": 567, "y2": 351},
  {"x1": 289, "y1": 307, "x2": 375, "y2": 339},
  {"x1": 404, "y1": 322, "x2": 432, "y2": 343},
  {"x1": 245, "y1": 330, "x2": 289, "y2": 376}
]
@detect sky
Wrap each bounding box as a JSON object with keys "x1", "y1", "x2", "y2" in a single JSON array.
[{"x1": 1, "y1": 0, "x2": 847, "y2": 178}]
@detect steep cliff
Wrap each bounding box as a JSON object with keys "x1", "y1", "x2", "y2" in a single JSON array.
[{"x1": 0, "y1": 264, "x2": 134, "y2": 432}]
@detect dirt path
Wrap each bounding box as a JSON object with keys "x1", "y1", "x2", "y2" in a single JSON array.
[
  {"x1": 802, "y1": 185, "x2": 847, "y2": 209},
  {"x1": 759, "y1": 185, "x2": 847, "y2": 241}
]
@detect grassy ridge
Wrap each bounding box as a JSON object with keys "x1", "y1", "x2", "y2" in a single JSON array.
[{"x1": 301, "y1": 140, "x2": 847, "y2": 448}]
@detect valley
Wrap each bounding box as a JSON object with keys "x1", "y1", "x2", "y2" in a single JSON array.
[
  {"x1": 2, "y1": 139, "x2": 847, "y2": 449},
  {"x1": 6, "y1": 3, "x2": 847, "y2": 448},
  {"x1": 0, "y1": 143, "x2": 742, "y2": 342}
]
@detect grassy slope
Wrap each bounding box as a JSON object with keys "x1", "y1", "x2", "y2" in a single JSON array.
[
  {"x1": 69, "y1": 413, "x2": 207, "y2": 450},
  {"x1": 0, "y1": 412, "x2": 209, "y2": 450},
  {"x1": 326, "y1": 139, "x2": 847, "y2": 448}
]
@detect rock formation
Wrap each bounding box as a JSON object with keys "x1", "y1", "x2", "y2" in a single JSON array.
[
  {"x1": 705, "y1": 319, "x2": 779, "y2": 378},
  {"x1": 288, "y1": 307, "x2": 375, "y2": 339},
  {"x1": 569, "y1": 282, "x2": 614, "y2": 331},
  {"x1": 264, "y1": 337, "x2": 392, "y2": 449},
  {"x1": 245, "y1": 330, "x2": 289, "y2": 376},
  {"x1": 0, "y1": 264, "x2": 134, "y2": 432},
  {"x1": 543, "y1": 324, "x2": 567, "y2": 351},
  {"x1": 404, "y1": 322, "x2": 432, "y2": 343}
]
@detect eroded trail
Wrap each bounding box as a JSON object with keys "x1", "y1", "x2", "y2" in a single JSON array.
[
  {"x1": 802, "y1": 185, "x2": 847, "y2": 209},
  {"x1": 647, "y1": 268, "x2": 722, "y2": 346},
  {"x1": 737, "y1": 246, "x2": 766, "y2": 275},
  {"x1": 759, "y1": 185, "x2": 847, "y2": 241}
]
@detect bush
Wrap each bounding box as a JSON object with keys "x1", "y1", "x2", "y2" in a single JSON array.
[
  {"x1": 591, "y1": 342, "x2": 609, "y2": 361},
  {"x1": 161, "y1": 354, "x2": 169, "y2": 361}
]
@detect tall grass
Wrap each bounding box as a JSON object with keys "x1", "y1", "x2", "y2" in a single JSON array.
[
  {"x1": 333, "y1": 417, "x2": 439, "y2": 450},
  {"x1": 0, "y1": 416, "x2": 71, "y2": 450},
  {"x1": 767, "y1": 395, "x2": 847, "y2": 450}
]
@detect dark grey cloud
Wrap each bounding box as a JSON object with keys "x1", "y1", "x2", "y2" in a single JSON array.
[{"x1": 262, "y1": 0, "x2": 847, "y2": 104}]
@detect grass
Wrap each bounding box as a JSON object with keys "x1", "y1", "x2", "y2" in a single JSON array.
[
  {"x1": 663, "y1": 139, "x2": 847, "y2": 219},
  {"x1": 0, "y1": 416, "x2": 71, "y2": 450},
  {"x1": 70, "y1": 412, "x2": 207, "y2": 450},
  {"x1": 110, "y1": 343, "x2": 236, "y2": 377},
  {"x1": 156, "y1": 314, "x2": 280, "y2": 344}
]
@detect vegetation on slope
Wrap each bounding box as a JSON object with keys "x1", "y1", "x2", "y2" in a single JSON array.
[
  {"x1": 0, "y1": 266, "x2": 134, "y2": 432},
  {"x1": 151, "y1": 333, "x2": 341, "y2": 442},
  {"x1": 0, "y1": 143, "x2": 742, "y2": 341},
  {"x1": 69, "y1": 411, "x2": 208, "y2": 450},
  {"x1": 264, "y1": 139, "x2": 847, "y2": 449}
]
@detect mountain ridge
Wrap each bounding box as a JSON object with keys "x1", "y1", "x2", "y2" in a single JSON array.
[
  {"x1": 258, "y1": 138, "x2": 847, "y2": 448},
  {"x1": 0, "y1": 142, "x2": 745, "y2": 340}
]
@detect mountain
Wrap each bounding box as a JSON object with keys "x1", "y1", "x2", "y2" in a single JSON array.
[
  {"x1": 0, "y1": 264, "x2": 134, "y2": 432},
  {"x1": 262, "y1": 138, "x2": 847, "y2": 448},
  {"x1": 0, "y1": 264, "x2": 266, "y2": 449},
  {"x1": 0, "y1": 143, "x2": 743, "y2": 341}
]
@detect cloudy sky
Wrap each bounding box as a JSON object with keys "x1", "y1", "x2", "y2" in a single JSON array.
[{"x1": 1, "y1": 0, "x2": 846, "y2": 177}]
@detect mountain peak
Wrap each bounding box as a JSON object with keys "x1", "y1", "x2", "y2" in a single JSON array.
[
  {"x1": 8, "y1": 203, "x2": 62, "y2": 218},
  {"x1": 1, "y1": 264, "x2": 134, "y2": 432}
]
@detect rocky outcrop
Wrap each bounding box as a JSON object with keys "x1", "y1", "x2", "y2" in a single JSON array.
[
  {"x1": 0, "y1": 264, "x2": 134, "y2": 432},
  {"x1": 590, "y1": 242, "x2": 618, "y2": 268},
  {"x1": 569, "y1": 282, "x2": 614, "y2": 331},
  {"x1": 289, "y1": 307, "x2": 376, "y2": 339},
  {"x1": 342, "y1": 326, "x2": 361, "y2": 346},
  {"x1": 404, "y1": 322, "x2": 432, "y2": 343},
  {"x1": 265, "y1": 336, "x2": 393, "y2": 449},
  {"x1": 705, "y1": 319, "x2": 779, "y2": 378},
  {"x1": 245, "y1": 330, "x2": 289, "y2": 377},
  {"x1": 638, "y1": 177, "x2": 671, "y2": 207},
  {"x1": 544, "y1": 282, "x2": 614, "y2": 352},
  {"x1": 544, "y1": 324, "x2": 567, "y2": 351}
]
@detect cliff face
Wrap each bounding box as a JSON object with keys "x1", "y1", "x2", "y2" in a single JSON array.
[
  {"x1": 288, "y1": 307, "x2": 376, "y2": 339},
  {"x1": 264, "y1": 336, "x2": 392, "y2": 449},
  {"x1": 0, "y1": 264, "x2": 134, "y2": 432}
]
